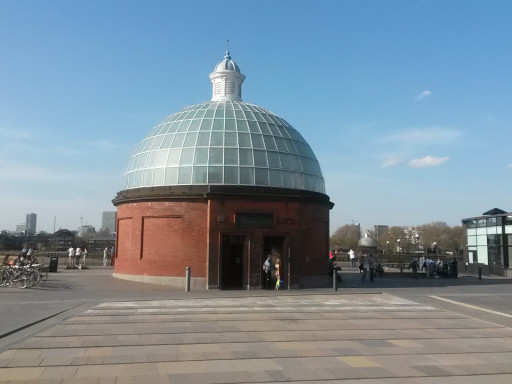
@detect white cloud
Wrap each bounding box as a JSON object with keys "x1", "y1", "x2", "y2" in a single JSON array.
[
  {"x1": 416, "y1": 90, "x2": 432, "y2": 100},
  {"x1": 409, "y1": 155, "x2": 450, "y2": 168},
  {"x1": 387, "y1": 127, "x2": 461, "y2": 146},
  {"x1": 86, "y1": 139, "x2": 124, "y2": 152},
  {"x1": 0, "y1": 127, "x2": 33, "y2": 140},
  {"x1": 381, "y1": 156, "x2": 402, "y2": 168},
  {"x1": 0, "y1": 162, "x2": 80, "y2": 182}
]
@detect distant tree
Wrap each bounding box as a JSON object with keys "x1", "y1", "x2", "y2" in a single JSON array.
[
  {"x1": 446, "y1": 225, "x2": 464, "y2": 254},
  {"x1": 417, "y1": 221, "x2": 450, "y2": 252},
  {"x1": 330, "y1": 224, "x2": 361, "y2": 251},
  {"x1": 387, "y1": 226, "x2": 407, "y2": 253},
  {"x1": 331, "y1": 221, "x2": 464, "y2": 255}
]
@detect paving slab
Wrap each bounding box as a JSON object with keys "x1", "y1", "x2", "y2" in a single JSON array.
[{"x1": 1, "y1": 293, "x2": 512, "y2": 383}]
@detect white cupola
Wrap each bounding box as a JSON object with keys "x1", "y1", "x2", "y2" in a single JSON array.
[{"x1": 209, "y1": 51, "x2": 246, "y2": 101}]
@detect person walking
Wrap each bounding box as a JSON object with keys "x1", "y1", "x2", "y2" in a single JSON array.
[
  {"x1": 368, "y1": 254, "x2": 375, "y2": 282},
  {"x1": 411, "y1": 259, "x2": 419, "y2": 279},
  {"x1": 359, "y1": 256, "x2": 368, "y2": 283},
  {"x1": 274, "y1": 258, "x2": 281, "y2": 291},
  {"x1": 262, "y1": 255, "x2": 273, "y2": 289},
  {"x1": 67, "y1": 246, "x2": 75, "y2": 268},
  {"x1": 82, "y1": 247, "x2": 88, "y2": 268},
  {"x1": 103, "y1": 247, "x2": 109, "y2": 267}
]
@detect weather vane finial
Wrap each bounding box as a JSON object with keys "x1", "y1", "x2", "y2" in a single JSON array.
[{"x1": 226, "y1": 39, "x2": 230, "y2": 52}]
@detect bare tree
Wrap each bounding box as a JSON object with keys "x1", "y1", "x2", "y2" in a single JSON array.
[
  {"x1": 331, "y1": 221, "x2": 464, "y2": 255},
  {"x1": 446, "y1": 226, "x2": 464, "y2": 254},
  {"x1": 330, "y1": 224, "x2": 361, "y2": 251},
  {"x1": 417, "y1": 221, "x2": 449, "y2": 252}
]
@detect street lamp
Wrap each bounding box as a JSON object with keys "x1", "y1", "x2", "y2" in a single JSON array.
[
  {"x1": 397, "y1": 239, "x2": 402, "y2": 272},
  {"x1": 433, "y1": 241, "x2": 437, "y2": 256},
  {"x1": 415, "y1": 233, "x2": 419, "y2": 255},
  {"x1": 386, "y1": 240, "x2": 390, "y2": 254}
]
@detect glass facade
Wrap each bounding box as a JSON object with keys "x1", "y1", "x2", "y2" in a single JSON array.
[
  {"x1": 123, "y1": 100, "x2": 326, "y2": 194},
  {"x1": 465, "y1": 215, "x2": 512, "y2": 268}
]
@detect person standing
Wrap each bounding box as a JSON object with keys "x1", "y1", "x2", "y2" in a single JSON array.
[
  {"x1": 368, "y1": 254, "x2": 375, "y2": 282},
  {"x1": 2, "y1": 254, "x2": 10, "y2": 266},
  {"x1": 263, "y1": 255, "x2": 273, "y2": 289},
  {"x1": 349, "y1": 249, "x2": 356, "y2": 268},
  {"x1": 376, "y1": 262, "x2": 384, "y2": 278},
  {"x1": 274, "y1": 258, "x2": 281, "y2": 291},
  {"x1": 82, "y1": 247, "x2": 88, "y2": 268},
  {"x1": 359, "y1": 256, "x2": 367, "y2": 283},
  {"x1": 328, "y1": 258, "x2": 342, "y2": 285},
  {"x1": 103, "y1": 247, "x2": 109, "y2": 267},
  {"x1": 411, "y1": 259, "x2": 419, "y2": 279},
  {"x1": 67, "y1": 246, "x2": 75, "y2": 268},
  {"x1": 75, "y1": 246, "x2": 82, "y2": 269}
]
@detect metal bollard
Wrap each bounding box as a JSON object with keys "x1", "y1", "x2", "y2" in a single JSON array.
[
  {"x1": 333, "y1": 270, "x2": 338, "y2": 291},
  {"x1": 185, "y1": 266, "x2": 191, "y2": 292},
  {"x1": 478, "y1": 267, "x2": 482, "y2": 281}
]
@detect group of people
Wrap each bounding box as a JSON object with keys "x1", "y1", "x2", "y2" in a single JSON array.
[
  {"x1": 327, "y1": 251, "x2": 384, "y2": 285},
  {"x1": 20, "y1": 246, "x2": 36, "y2": 261},
  {"x1": 2, "y1": 245, "x2": 41, "y2": 267},
  {"x1": 262, "y1": 255, "x2": 281, "y2": 291},
  {"x1": 67, "y1": 246, "x2": 88, "y2": 269},
  {"x1": 358, "y1": 254, "x2": 383, "y2": 283},
  {"x1": 420, "y1": 257, "x2": 458, "y2": 278},
  {"x1": 2, "y1": 253, "x2": 33, "y2": 267}
]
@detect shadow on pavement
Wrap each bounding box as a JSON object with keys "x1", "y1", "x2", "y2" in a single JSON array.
[{"x1": 337, "y1": 270, "x2": 512, "y2": 289}]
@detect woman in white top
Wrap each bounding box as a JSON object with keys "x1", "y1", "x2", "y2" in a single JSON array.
[{"x1": 75, "y1": 247, "x2": 82, "y2": 268}]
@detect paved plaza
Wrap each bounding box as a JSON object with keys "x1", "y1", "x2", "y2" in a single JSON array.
[{"x1": 1, "y1": 267, "x2": 512, "y2": 383}]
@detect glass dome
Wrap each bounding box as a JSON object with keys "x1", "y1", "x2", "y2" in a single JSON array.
[{"x1": 123, "y1": 100, "x2": 326, "y2": 194}]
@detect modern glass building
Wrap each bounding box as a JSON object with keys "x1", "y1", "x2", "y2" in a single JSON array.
[
  {"x1": 25, "y1": 213, "x2": 37, "y2": 235},
  {"x1": 101, "y1": 211, "x2": 117, "y2": 233},
  {"x1": 462, "y1": 208, "x2": 512, "y2": 277}
]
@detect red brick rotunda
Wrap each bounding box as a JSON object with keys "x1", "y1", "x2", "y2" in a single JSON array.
[{"x1": 112, "y1": 50, "x2": 333, "y2": 289}]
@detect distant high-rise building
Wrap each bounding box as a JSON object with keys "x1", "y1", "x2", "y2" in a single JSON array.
[
  {"x1": 16, "y1": 224, "x2": 27, "y2": 234},
  {"x1": 101, "y1": 211, "x2": 117, "y2": 233},
  {"x1": 25, "y1": 213, "x2": 37, "y2": 235}
]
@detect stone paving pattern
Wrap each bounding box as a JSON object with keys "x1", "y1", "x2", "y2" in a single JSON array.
[{"x1": 1, "y1": 294, "x2": 512, "y2": 383}]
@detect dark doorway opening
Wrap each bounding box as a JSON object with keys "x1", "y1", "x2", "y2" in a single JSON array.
[
  {"x1": 468, "y1": 250, "x2": 478, "y2": 275},
  {"x1": 262, "y1": 236, "x2": 286, "y2": 289},
  {"x1": 221, "y1": 235, "x2": 245, "y2": 289}
]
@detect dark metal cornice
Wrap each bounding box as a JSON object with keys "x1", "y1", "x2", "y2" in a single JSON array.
[{"x1": 112, "y1": 185, "x2": 334, "y2": 209}]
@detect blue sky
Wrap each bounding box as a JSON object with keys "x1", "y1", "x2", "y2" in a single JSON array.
[{"x1": 0, "y1": 0, "x2": 510, "y2": 234}]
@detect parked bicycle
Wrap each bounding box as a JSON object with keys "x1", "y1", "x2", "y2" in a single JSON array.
[{"x1": 0, "y1": 258, "x2": 48, "y2": 288}]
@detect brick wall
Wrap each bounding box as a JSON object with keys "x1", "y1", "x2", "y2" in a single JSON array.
[{"x1": 114, "y1": 196, "x2": 330, "y2": 288}]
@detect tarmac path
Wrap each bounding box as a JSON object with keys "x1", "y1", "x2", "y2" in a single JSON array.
[{"x1": 1, "y1": 267, "x2": 512, "y2": 383}]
